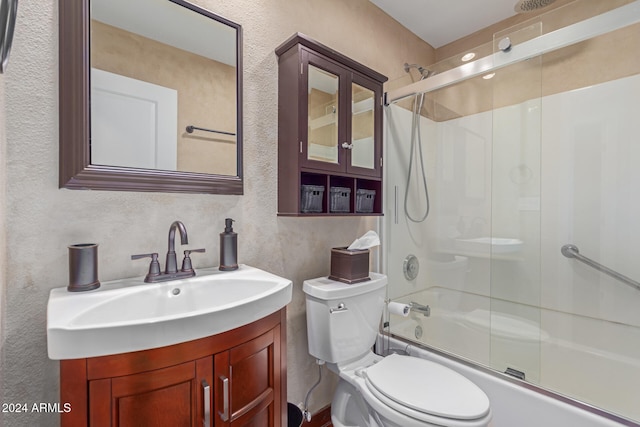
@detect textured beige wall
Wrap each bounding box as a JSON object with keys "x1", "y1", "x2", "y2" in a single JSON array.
[
  {"x1": 4, "y1": 0, "x2": 635, "y2": 424},
  {"x1": 0, "y1": 1, "x2": 433, "y2": 425},
  {"x1": 91, "y1": 21, "x2": 237, "y2": 175},
  {"x1": 0, "y1": 69, "x2": 7, "y2": 427}
]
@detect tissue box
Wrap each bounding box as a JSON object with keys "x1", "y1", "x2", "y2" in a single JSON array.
[{"x1": 329, "y1": 247, "x2": 370, "y2": 284}]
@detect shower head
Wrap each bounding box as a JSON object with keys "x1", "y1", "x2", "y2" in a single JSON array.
[
  {"x1": 514, "y1": 0, "x2": 557, "y2": 13},
  {"x1": 404, "y1": 63, "x2": 423, "y2": 74},
  {"x1": 404, "y1": 63, "x2": 436, "y2": 79}
]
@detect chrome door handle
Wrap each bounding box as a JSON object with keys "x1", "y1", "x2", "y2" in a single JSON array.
[
  {"x1": 218, "y1": 376, "x2": 229, "y2": 422},
  {"x1": 202, "y1": 379, "x2": 210, "y2": 427},
  {"x1": 341, "y1": 142, "x2": 353, "y2": 149}
]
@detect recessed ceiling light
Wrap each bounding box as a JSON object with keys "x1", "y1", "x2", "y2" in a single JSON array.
[
  {"x1": 461, "y1": 52, "x2": 476, "y2": 62},
  {"x1": 483, "y1": 73, "x2": 495, "y2": 80}
]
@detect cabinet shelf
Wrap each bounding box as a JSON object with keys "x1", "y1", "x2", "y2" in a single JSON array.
[
  {"x1": 291, "y1": 171, "x2": 382, "y2": 216},
  {"x1": 309, "y1": 112, "x2": 337, "y2": 130},
  {"x1": 353, "y1": 97, "x2": 374, "y2": 115},
  {"x1": 276, "y1": 33, "x2": 387, "y2": 216}
]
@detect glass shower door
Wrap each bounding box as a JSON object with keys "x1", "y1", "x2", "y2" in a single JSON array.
[
  {"x1": 384, "y1": 75, "x2": 495, "y2": 366},
  {"x1": 384, "y1": 2, "x2": 640, "y2": 422},
  {"x1": 488, "y1": 23, "x2": 543, "y2": 384}
]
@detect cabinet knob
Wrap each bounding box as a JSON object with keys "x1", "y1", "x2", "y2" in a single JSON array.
[{"x1": 341, "y1": 142, "x2": 353, "y2": 150}]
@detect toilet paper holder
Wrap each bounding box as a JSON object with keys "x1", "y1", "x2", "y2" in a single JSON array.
[{"x1": 387, "y1": 300, "x2": 430, "y2": 317}]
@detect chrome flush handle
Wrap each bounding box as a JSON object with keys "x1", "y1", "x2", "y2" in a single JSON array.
[{"x1": 329, "y1": 302, "x2": 348, "y2": 313}]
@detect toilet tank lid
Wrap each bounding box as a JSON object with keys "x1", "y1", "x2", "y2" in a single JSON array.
[{"x1": 303, "y1": 273, "x2": 387, "y2": 300}]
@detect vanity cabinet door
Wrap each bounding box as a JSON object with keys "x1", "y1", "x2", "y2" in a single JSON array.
[
  {"x1": 214, "y1": 327, "x2": 281, "y2": 427},
  {"x1": 88, "y1": 356, "x2": 213, "y2": 427},
  {"x1": 60, "y1": 310, "x2": 286, "y2": 427}
]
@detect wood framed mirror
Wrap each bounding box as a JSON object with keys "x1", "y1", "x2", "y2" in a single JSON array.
[{"x1": 59, "y1": 0, "x2": 243, "y2": 194}]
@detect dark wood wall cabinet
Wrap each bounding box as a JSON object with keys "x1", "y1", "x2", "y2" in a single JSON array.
[
  {"x1": 276, "y1": 33, "x2": 387, "y2": 216},
  {"x1": 60, "y1": 309, "x2": 286, "y2": 427}
]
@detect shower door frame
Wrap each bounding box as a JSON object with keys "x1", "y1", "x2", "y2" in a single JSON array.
[{"x1": 384, "y1": 1, "x2": 640, "y2": 106}]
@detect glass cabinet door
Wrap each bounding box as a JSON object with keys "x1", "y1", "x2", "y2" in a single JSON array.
[
  {"x1": 348, "y1": 75, "x2": 381, "y2": 177},
  {"x1": 307, "y1": 63, "x2": 340, "y2": 165},
  {"x1": 302, "y1": 51, "x2": 381, "y2": 178},
  {"x1": 350, "y1": 82, "x2": 375, "y2": 169}
]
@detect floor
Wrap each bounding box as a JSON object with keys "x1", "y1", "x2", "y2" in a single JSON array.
[{"x1": 304, "y1": 405, "x2": 332, "y2": 427}]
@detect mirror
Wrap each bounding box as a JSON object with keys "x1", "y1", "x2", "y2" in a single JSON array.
[
  {"x1": 307, "y1": 64, "x2": 340, "y2": 164},
  {"x1": 59, "y1": 0, "x2": 243, "y2": 194},
  {"x1": 0, "y1": 0, "x2": 18, "y2": 73},
  {"x1": 350, "y1": 82, "x2": 376, "y2": 170}
]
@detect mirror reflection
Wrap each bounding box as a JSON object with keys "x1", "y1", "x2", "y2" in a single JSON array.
[
  {"x1": 350, "y1": 83, "x2": 375, "y2": 170},
  {"x1": 90, "y1": 0, "x2": 238, "y2": 176},
  {"x1": 305, "y1": 64, "x2": 377, "y2": 171},
  {"x1": 307, "y1": 64, "x2": 339, "y2": 164}
]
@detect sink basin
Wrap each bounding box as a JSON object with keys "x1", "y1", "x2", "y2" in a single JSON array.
[
  {"x1": 455, "y1": 237, "x2": 523, "y2": 254},
  {"x1": 47, "y1": 265, "x2": 292, "y2": 359}
]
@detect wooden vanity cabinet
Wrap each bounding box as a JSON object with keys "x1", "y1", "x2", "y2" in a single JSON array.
[
  {"x1": 87, "y1": 357, "x2": 211, "y2": 426},
  {"x1": 275, "y1": 33, "x2": 388, "y2": 216},
  {"x1": 60, "y1": 309, "x2": 286, "y2": 427}
]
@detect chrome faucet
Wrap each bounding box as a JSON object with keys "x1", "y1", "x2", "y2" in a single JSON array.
[
  {"x1": 131, "y1": 220, "x2": 205, "y2": 283},
  {"x1": 409, "y1": 302, "x2": 431, "y2": 317},
  {"x1": 165, "y1": 220, "x2": 189, "y2": 274}
]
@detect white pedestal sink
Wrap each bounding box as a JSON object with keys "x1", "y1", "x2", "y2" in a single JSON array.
[{"x1": 47, "y1": 265, "x2": 292, "y2": 359}]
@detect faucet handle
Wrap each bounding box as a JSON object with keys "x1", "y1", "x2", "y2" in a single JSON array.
[
  {"x1": 181, "y1": 248, "x2": 206, "y2": 273},
  {"x1": 131, "y1": 253, "x2": 161, "y2": 281}
]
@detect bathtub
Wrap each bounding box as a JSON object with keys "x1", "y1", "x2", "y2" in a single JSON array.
[
  {"x1": 377, "y1": 334, "x2": 637, "y2": 427},
  {"x1": 382, "y1": 287, "x2": 640, "y2": 426}
]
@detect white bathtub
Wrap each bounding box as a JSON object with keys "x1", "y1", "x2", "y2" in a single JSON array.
[
  {"x1": 377, "y1": 334, "x2": 637, "y2": 427},
  {"x1": 383, "y1": 287, "x2": 640, "y2": 426}
]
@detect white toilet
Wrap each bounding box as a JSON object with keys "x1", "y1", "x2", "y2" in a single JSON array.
[{"x1": 303, "y1": 273, "x2": 492, "y2": 427}]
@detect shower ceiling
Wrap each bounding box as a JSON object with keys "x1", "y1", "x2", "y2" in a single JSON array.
[{"x1": 369, "y1": 0, "x2": 564, "y2": 48}]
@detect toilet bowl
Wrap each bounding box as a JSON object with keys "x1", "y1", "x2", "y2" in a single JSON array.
[{"x1": 303, "y1": 274, "x2": 492, "y2": 427}]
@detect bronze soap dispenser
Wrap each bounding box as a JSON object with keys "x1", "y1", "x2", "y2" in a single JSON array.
[{"x1": 219, "y1": 218, "x2": 238, "y2": 271}]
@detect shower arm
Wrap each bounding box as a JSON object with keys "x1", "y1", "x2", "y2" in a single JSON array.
[{"x1": 561, "y1": 244, "x2": 640, "y2": 292}]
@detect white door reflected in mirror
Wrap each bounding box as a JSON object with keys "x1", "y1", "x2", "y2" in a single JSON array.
[{"x1": 91, "y1": 69, "x2": 178, "y2": 170}]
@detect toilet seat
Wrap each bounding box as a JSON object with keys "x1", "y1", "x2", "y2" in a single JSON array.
[{"x1": 361, "y1": 354, "x2": 490, "y2": 425}]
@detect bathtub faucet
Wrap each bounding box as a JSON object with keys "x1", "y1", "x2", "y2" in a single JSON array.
[{"x1": 409, "y1": 302, "x2": 431, "y2": 317}]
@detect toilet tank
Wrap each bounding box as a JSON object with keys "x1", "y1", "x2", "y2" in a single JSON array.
[{"x1": 303, "y1": 273, "x2": 387, "y2": 364}]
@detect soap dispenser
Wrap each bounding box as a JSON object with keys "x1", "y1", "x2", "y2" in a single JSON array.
[{"x1": 219, "y1": 218, "x2": 238, "y2": 271}]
